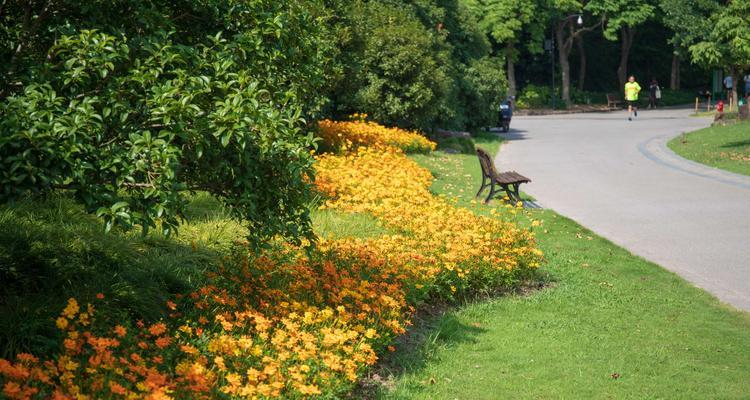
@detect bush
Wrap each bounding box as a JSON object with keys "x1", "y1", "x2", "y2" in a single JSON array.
[
  {"x1": 0, "y1": 1, "x2": 331, "y2": 247},
  {"x1": 458, "y1": 57, "x2": 508, "y2": 130},
  {"x1": 517, "y1": 84, "x2": 553, "y2": 109},
  {"x1": 325, "y1": 0, "x2": 501, "y2": 131},
  {"x1": 345, "y1": 2, "x2": 452, "y2": 130}
]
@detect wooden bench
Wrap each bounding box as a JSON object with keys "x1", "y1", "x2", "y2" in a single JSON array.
[
  {"x1": 606, "y1": 93, "x2": 622, "y2": 110},
  {"x1": 475, "y1": 147, "x2": 531, "y2": 204}
]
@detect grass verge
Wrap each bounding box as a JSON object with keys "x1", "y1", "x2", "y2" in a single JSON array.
[
  {"x1": 374, "y1": 131, "x2": 750, "y2": 399},
  {"x1": 668, "y1": 121, "x2": 750, "y2": 176}
]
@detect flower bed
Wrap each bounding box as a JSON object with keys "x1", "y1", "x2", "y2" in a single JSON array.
[
  {"x1": 0, "y1": 119, "x2": 541, "y2": 399},
  {"x1": 317, "y1": 116, "x2": 436, "y2": 154}
]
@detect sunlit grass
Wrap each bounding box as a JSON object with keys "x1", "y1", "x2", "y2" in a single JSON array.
[
  {"x1": 669, "y1": 121, "x2": 750, "y2": 176},
  {"x1": 376, "y1": 130, "x2": 750, "y2": 399}
]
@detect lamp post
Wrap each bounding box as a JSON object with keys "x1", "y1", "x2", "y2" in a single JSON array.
[{"x1": 548, "y1": 14, "x2": 583, "y2": 110}]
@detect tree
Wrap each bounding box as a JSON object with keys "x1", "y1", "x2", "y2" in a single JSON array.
[
  {"x1": 464, "y1": 0, "x2": 546, "y2": 97},
  {"x1": 587, "y1": 0, "x2": 655, "y2": 89},
  {"x1": 0, "y1": 1, "x2": 333, "y2": 248},
  {"x1": 660, "y1": 0, "x2": 720, "y2": 90},
  {"x1": 552, "y1": 0, "x2": 604, "y2": 106},
  {"x1": 690, "y1": 0, "x2": 750, "y2": 107}
]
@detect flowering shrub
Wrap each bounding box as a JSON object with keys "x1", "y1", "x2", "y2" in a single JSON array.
[
  {"x1": 315, "y1": 147, "x2": 542, "y2": 298},
  {"x1": 0, "y1": 117, "x2": 542, "y2": 399},
  {"x1": 317, "y1": 117, "x2": 436, "y2": 154}
]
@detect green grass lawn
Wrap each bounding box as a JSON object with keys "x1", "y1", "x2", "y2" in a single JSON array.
[
  {"x1": 375, "y1": 132, "x2": 750, "y2": 399},
  {"x1": 668, "y1": 121, "x2": 750, "y2": 176}
]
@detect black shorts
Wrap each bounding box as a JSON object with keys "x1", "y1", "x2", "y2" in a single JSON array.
[{"x1": 627, "y1": 100, "x2": 638, "y2": 108}]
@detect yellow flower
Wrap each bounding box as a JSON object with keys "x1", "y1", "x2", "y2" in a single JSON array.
[
  {"x1": 62, "y1": 298, "x2": 79, "y2": 319},
  {"x1": 56, "y1": 317, "x2": 69, "y2": 330}
]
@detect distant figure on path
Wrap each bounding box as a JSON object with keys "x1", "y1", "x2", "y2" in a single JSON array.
[
  {"x1": 648, "y1": 79, "x2": 660, "y2": 109},
  {"x1": 744, "y1": 73, "x2": 750, "y2": 96},
  {"x1": 724, "y1": 74, "x2": 733, "y2": 99},
  {"x1": 625, "y1": 76, "x2": 641, "y2": 121}
]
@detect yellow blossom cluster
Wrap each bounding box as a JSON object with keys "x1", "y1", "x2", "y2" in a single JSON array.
[
  {"x1": 314, "y1": 120, "x2": 542, "y2": 297},
  {"x1": 317, "y1": 118, "x2": 436, "y2": 154}
]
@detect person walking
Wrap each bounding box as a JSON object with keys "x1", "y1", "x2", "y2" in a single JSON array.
[
  {"x1": 625, "y1": 75, "x2": 641, "y2": 121},
  {"x1": 648, "y1": 78, "x2": 660, "y2": 109},
  {"x1": 724, "y1": 74, "x2": 733, "y2": 99},
  {"x1": 744, "y1": 73, "x2": 750, "y2": 97}
]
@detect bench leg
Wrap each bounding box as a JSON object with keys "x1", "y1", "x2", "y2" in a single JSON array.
[
  {"x1": 509, "y1": 183, "x2": 522, "y2": 203},
  {"x1": 484, "y1": 182, "x2": 497, "y2": 204},
  {"x1": 476, "y1": 176, "x2": 489, "y2": 198}
]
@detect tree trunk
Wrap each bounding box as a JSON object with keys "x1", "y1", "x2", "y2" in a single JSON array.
[
  {"x1": 670, "y1": 51, "x2": 680, "y2": 90},
  {"x1": 554, "y1": 18, "x2": 603, "y2": 106},
  {"x1": 576, "y1": 35, "x2": 586, "y2": 91},
  {"x1": 730, "y1": 67, "x2": 738, "y2": 110},
  {"x1": 617, "y1": 26, "x2": 636, "y2": 89},
  {"x1": 506, "y1": 43, "x2": 516, "y2": 97},
  {"x1": 555, "y1": 22, "x2": 573, "y2": 106}
]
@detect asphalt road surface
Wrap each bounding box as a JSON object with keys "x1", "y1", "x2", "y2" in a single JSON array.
[{"x1": 497, "y1": 108, "x2": 750, "y2": 311}]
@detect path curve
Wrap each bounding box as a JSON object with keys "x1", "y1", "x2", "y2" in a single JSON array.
[{"x1": 496, "y1": 108, "x2": 750, "y2": 311}]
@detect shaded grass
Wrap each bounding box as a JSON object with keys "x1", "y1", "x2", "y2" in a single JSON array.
[
  {"x1": 0, "y1": 193, "x2": 246, "y2": 358},
  {"x1": 376, "y1": 131, "x2": 750, "y2": 399},
  {"x1": 668, "y1": 121, "x2": 750, "y2": 176}
]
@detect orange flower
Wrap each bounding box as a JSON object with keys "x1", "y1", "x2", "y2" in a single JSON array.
[
  {"x1": 3, "y1": 382, "x2": 21, "y2": 398},
  {"x1": 16, "y1": 353, "x2": 38, "y2": 364},
  {"x1": 154, "y1": 336, "x2": 171, "y2": 349},
  {"x1": 113, "y1": 325, "x2": 127, "y2": 338},
  {"x1": 147, "y1": 322, "x2": 167, "y2": 336},
  {"x1": 109, "y1": 381, "x2": 128, "y2": 395},
  {"x1": 96, "y1": 293, "x2": 105, "y2": 300}
]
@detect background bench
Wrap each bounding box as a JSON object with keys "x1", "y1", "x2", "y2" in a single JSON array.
[{"x1": 606, "y1": 93, "x2": 622, "y2": 110}]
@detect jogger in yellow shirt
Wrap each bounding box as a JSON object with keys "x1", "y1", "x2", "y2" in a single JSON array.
[{"x1": 625, "y1": 76, "x2": 641, "y2": 121}]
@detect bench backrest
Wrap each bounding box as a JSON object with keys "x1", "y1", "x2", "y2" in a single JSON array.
[
  {"x1": 606, "y1": 93, "x2": 621, "y2": 101},
  {"x1": 476, "y1": 147, "x2": 498, "y2": 178}
]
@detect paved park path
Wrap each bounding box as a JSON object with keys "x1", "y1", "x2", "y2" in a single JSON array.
[{"x1": 496, "y1": 108, "x2": 750, "y2": 311}]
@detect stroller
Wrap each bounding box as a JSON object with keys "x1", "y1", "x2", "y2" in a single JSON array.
[{"x1": 498, "y1": 97, "x2": 513, "y2": 132}]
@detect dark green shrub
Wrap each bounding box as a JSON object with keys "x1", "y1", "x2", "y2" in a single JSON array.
[
  {"x1": 458, "y1": 56, "x2": 508, "y2": 130},
  {"x1": 0, "y1": 1, "x2": 332, "y2": 247}
]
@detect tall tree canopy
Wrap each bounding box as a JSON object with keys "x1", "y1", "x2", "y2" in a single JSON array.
[
  {"x1": 690, "y1": 0, "x2": 750, "y2": 105},
  {"x1": 590, "y1": 0, "x2": 655, "y2": 88},
  {"x1": 463, "y1": 0, "x2": 547, "y2": 97}
]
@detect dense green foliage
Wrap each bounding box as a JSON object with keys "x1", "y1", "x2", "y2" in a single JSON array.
[
  {"x1": 325, "y1": 0, "x2": 507, "y2": 131},
  {"x1": 0, "y1": 1, "x2": 331, "y2": 246},
  {"x1": 690, "y1": 1, "x2": 750, "y2": 73}
]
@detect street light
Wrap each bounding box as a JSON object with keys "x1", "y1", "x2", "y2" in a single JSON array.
[{"x1": 548, "y1": 14, "x2": 583, "y2": 110}]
